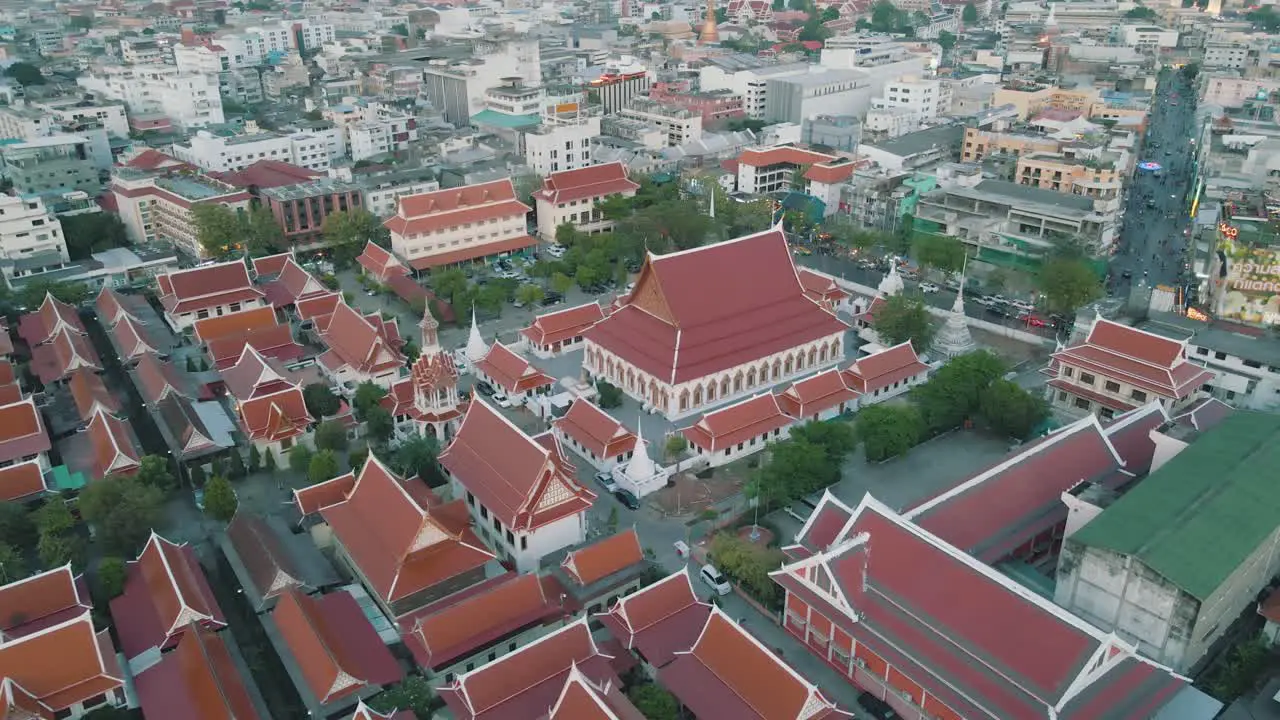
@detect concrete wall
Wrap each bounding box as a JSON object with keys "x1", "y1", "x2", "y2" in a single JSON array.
[{"x1": 1187, "y1": 524, "x2": 1280, "y2": 671}]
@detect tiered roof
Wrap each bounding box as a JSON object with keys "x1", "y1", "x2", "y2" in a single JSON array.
[
  {"x1": 553, "y1": 399, "x2": 636, "y2": 462},
  {"x1": 842, "y1": 341, "x2": 929, "y2": 395},
  {"x1": 533, "y1": 162, "x2": 640, "y2": 205},
  {"x1": 109, "y1": 533, "x2": 226, "y2": 659},
  {"x1": 86, "y1": 409, "x2": 142, "y2": 480},
  {"x1": 520, "y1": 302, "x2": 606, "y2": 349},
  {"x1": 17, "y1": 293, "x2": 86, "y2": 347},
  {"x1": 0, "y1": 399, "x2": 51, "y2": 466},
  {"x1": 1048, "y1": 318, "x2": 1215, "y2": 404},
  {"x1": 157, "y1": 261, "x2": 264, "y2": 316},
  {"x1": 317, "y1": 302, "x2": 405, "y2": 378},
  {"x1": 682, "y1": 393, "x2": 790, "y2": 454}
]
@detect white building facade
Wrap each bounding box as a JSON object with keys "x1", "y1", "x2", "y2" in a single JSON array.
[{"x1": 0, "y1": 195, "x2": 68, "y2": 263}]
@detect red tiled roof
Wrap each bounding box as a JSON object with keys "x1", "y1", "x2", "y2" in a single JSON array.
[
  {"x1": 0, "y1": 613, "x2": 124, "y2": 713},
  {"x1": 221, "y1": 345, "x2": 300, "y2": 400},
  {"x1": 125, "y1": 149, "x2": 185, "y2": 171},
  {"x1": 1051, "y1": 318, "x2": 1214, "y2": 399},
  {"x1": 134, "y1": 625, "x2": 263, "y2": 720},
  {"x1": 0, "y1": 383, "x2": 21, "y2": 407},
  {"x1": 400, "y1": 573, "x2": 564, "y2": 671},
  {"x1": 208, "y1": 324, "x2": 303, "y2": 371},
  {"x1": 307, "y1": 456, "x2": 494, "y2": 607},
  {"x1": 553, "y1": 399, "x2": 636, "y2": 463},
  {"x1": 792, "y1": 494, "x2": 852, "y2": 552},
  {"x1": 218, "y1": 160, "x2": 321, "y2": 189},
  {"x1": 905, "y1": 416, "x2": 1126, "y2": 562},
  {"x1": 156, "y1": 394, "x2": 219, "y2": 459},
  {"x1": 17, "y1": 294, "x2": 86, "y2": 346},
  {"x1": 385, "y1": 179, "x2": 530, "y2": 237},
  {"x1": 682, "y1": 393, "x2": 791, "y2": 453},
  {"x1": 1101, "y1": 403, "x2": 1168, "y2": 475},
  {"x1": 521, "y1": 302, "x2": 605, "y2": 349},
  {"x1": 598, "y1": 569, "x2": 711, "y2": 669},
  {"x1": 797, "y1": 268, "x2": 850, "y2": 305},
  {"x1": 738, "y1": 145, "x2": 837, "y2": 169},
  {"x1": 0, "y1": 359, "x2": 13, "y2": 386},
  {"x1": 533, "y1": 162, "x2": 640, "y2": 206},
  {"x1": 776, "y1": 368, "x2": 859, "y2": 420},
  {"x1": 843, "y1": 341, "x2": 929, "y2": 394},
  {"x1": 67, "y1": 368, "x2": 123, "y2": 423},
  {"x1": 0, "y1": 566, "x2": 90, "y2": 638},
  {"x1": 561, "y1": 529, "x2": 644, "y2": 586},
  {"x1": 660, "y1": 609, "x2": 850, "y2": 720},
  {"x1": 439, "y1": 400, "x2": 596, "y2": 532},
  {"x1": 238, "y1": 386, "x2": 312, "y2": 443},
  {"x1": 31, "y1": 328, "x2": 102, "y2": 384},
  {"x1": 192, "y1": 306, "x2": 278, "y2": 344},
  {"x1": 133, "y1": 352, "x2": 193, "y2": 406},
  {"x1": 226, "y1": 512, "x2": 307, "y2": 605},
  {"x1": 0, "y1": 461, "x2": 46, "y2": 502},
  {"x1": 294, "y1": 474, "x2": 355, "y2": 516},
  {"x1": 803, "y1": 161, "x2": 857, "y2": 184},
  {"x1": 252, "y1": 252, "x2": 294, "y2": 278},
  {"x1": 273, "y1": 589, "x2": 402, "y2": 705},
  {"x1": 110, "y1": 533, "x2": 226, "y2": 660},
  {"x1": 440, "y1": 620, "x2": 619, "y2": 720},
  {"x1": 270, "y1": 259, "x2": 329, "y2": 306},
  {"x1": 86, "y1": 410, "x2": 142, "y2": 479},
  {"x1": 318, "y1": 302, "x2": 404, "y2": 377},
  {"x1": 0, "y1": 399, "x2": 51, "y2": 466},
  {"x1": 110, "y1": 314, "x2": 161, "y2": 361},
  {"x1": 157, "y1": 261, "x2": 263, "y2": 316},
  {"x1": 476, "y1": 343, "x2": 555, "y2": 395},
  {"x1": 355, "y1": 241, "x2": 409, "y2": 281},
  {"x1": 407, "y1": 234, "x2": 538, "y2": 270},
  {"x1": 1172, "y1": 396, "x2": 1233, "y2": 432},
  {"x1": 548, "y1": 666, "x2": 646, "y2": 720},
  {"x1": 584, "y1": 229, "x2": 847, "y2": 384},
  {"x1": 296, "y1": 292, "x2": 341, "y2": 322},
  {"x1": 94, "y1": 287, "x2": 144, "y2": 328}
]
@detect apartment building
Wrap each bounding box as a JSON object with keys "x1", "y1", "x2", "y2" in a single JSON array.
[
  {"x1": 700, "y1": 55, "x2": 810, "y2": 120},
  {"x1": 590, "y1": 68, "x2": 651, "y2": 113},
  {"x1": 525, "y1": 107, "x2": 602, "y2": 176},
  {"x1": 617, "y1": 98, "x2": 703, "y2": 146},
  {"x1": 864, "y1": 77, "x2": 948, "y2": 138},
  {"x1": 961, "y1": 126, "x2": 1060, "y2": 162},
  {"x1": 736, "y1": 145, "x2": 840, "y2": 195},
  {"x1": 358, "y1": 172, "x2": 441, "y2": 218},
  {"x1": 1119, "y1": 25, "x2": 1178, "y2": 53},
  {"x1": 171, "y1": 130, "x2": 334, "y2": 173},
  {"x1": 1140, "y1": 313, "x2": 1280, "y2": 412},
  {"x1": 32, "y1": 98, "x2": 130, "y2": 139},
  {"x1": 324, "y1": 101, "x2": 418, "y2": 161},
  {"x1": 77, "y1": 67, "x2": 224, "y2": 130},
  {"x1": 421, "y1": 38, "x2": 541, "y2": 126},
  {"x1": 1204, "y1": 42, "x2": 1249, "y2": 70},
  {"x1": 385, "y1": 178, "x2": 534, "y2": 269},
  {"x1": 0, "y1": 135, "x2": 101, "y2": 197},
  {"x1": 533, "y1": 162, "x2": 639, "y2": 240},
  {"x1": 765, "y1": 69, "x2": 873, "y2": 125},
  {"x1": 111, "y1": 168, "x2": 252, "y2": 257},
  {"x1": 120, "y1": 38, "x2": 166, "y2": 65},
  {"x1": 260, "y1": 178, "x2": 364, "y2": 247},
  {"x1": 1015, "y1": 152, "x2": 1123, "y2": 200},
  {"x1": 0, "y1": 194, "x2": 68, "y2": 263},
  {"x1": 991, "y1": 83, "x2": 1100, "y2": 121}
]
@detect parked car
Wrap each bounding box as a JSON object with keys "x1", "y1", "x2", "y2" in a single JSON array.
[
  {"x1": 614, "y1": 488, "x2": 641, "y2": 510},
  {"x1": 545, "y1": 244, "x2": 567, "y2": 258},
  {"x1": 857, "y1": 693, "x2": 900, "y2": 719},
  {"x1": 1019, "y1": 312, "x2": 1050, "y2": 328},
  {"x1": 1009, "y1": 299, "x2": 1035, "y2": 313},
  {"x1": 492, "y1": 392, "x2": 512, "y2": 408},
  {"x1": 700, "y1": 564, "x2": 732, "y2": 595},
  {"x1": 540, "y1": 292, "x2": 563, "y2": 307},
  {"x1": 474, "y1": 381, "x2": 495, "y2": 396},
  {"x1": 918, "y1": 282, "x2": 940, "y2": 294},
  {"x1": 594, "y1": 471, "x2": 618, "y2": 493}
]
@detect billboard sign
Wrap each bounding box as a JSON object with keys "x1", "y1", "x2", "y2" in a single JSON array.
[{"x1": 1211, "y1": 224, "x2": 1280, "y2": 325}]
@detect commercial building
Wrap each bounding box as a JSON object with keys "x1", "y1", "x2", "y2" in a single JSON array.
[
  {"x1": 358, "y1": 171, "x2": 440, "y2": 218},
  {"x1": 524, "y1": 106, "x2": 602, "y2": 176},
  {"x1": 1015, "y1": 152, "x2": 1123, "y2": 200},
  {"x1": 172, "y1": 130, "x2": 334, "y2": 173},
  {"x1": 30, "y1": 98, "x2": 130, "y2": 139},
  {"x1": 617, "y1": 98, "x2": 703, "y2": 146},
  {"x1": 1140, "y1": 313, "x2": 1280, "y2": 412},
  {"x1": 589, "y1": 58, "x2": 651, "y2": 113},
  {"x1": 734, "y1": 145, "x2": 840, "y2": 195},
  {"x1": 385, "y1": 178, "x2": 534, "y2": 270},
  {"x1": 991, "y1": 82, "x2": 1100, "y2": 121},
  {"x1": 0, "y1": 135, "x2": 101, "y2": 197},
  {"x1": 699, "y1": 55, "x2": 810, "y2": 120},
  {"x1": 324, "y1": 100, "x2": 419, "y2": 161},
  {"x1": 260, "y1": 178, "x2": 364, "y2": 248},
  {"x1": 533, "y1": 162, "x2": 639, "y2": 240},
  {"x1": 962, "y1": 126, "x2": 1061, "y2": 162},
  {"x1": 648, "y1": 83, "x2": 745, "y2": 124},
  {"x1": 111, "y1": 168, "x2": 252, "y2": 258}
]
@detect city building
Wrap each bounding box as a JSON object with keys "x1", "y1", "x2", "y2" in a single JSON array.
[
  {"x1": 552, "y1": 398, "x2": 636, "y2": 472},
  {"x1": 358, "y1": 172, "x2": 440, "y2": 218},
  {"x1": 735, "y1": 145, "x2": 845, "y2": 195},
  {"x1": 439, "y1": 399, "x2": 596, "y2": 573},
  {"x1": 260, "y1": 178, "x2": 364, "y2": 247},
  {"x1": 765, "y1": 68, "x2": 873, "y2": 125},
  {"x1": 523, "y1": 106, "x2": 602, "y2": 176},
  {"x1": 111, "y1": 168, "x2": 252, "y2": 258},
  {"x1": 520, "y1": 302, "x2": 606, "y2": 358},
  {"x1": 582, "y1": 228, "x2": 848, "y2": 420},
  {"x1": 172, "y1": 130, "x2": 334, "y2": 173},
  {"x1": 325, "y1": 100, "x2": 419, "y2": 161},
  {"x1": 1140, "y1": 313, "x2": 1280, "y2": 411},
  {"x1": 380, "y1": 311, "x2": 464, "y2": 442},
  {"x1": 700, "y1": 56, "x2": 810, "y2": 120},
  {"x1": 134, "y1": 625, "x2": 267, "y2": 720},
  {"x1": 532, "y1": 162, "x2": 639, "y2": 240},
  {"x1": 590, "y1": 68, "x2": 651, "y2": 113},
  {"x1": 617, "y1": 98, "x2": 703, "y2": 146},
  {"x1": 0, "y1": 194, "x2": 67, "y2": 264},
  {"x1": 1015, "y1": 151, "x2": 1123, "y2": 200},
  {"x1": 648, "y1": 83, "x2": 745, "y2": 125},
  {"x1": 77, "y1": 66, "x2": 225, "y2": 130},
  {"x1": 384, "y1": 178, "x2": 535, "y2": 270},
  {"x1": 682, "y1": 393, "x2": 792, "y2": 467},
  {"x1": 0, "y1": 135, "x2": 101, "y2": 197},
  {"x1": 1044, "y1": 317, "x2": 1216, "y2": 419},
  {"x1": 155, "y1": 261, "x2": 267, "y2": 332}
]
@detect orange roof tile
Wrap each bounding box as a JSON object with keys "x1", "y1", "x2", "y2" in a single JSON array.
[
  {"x1": 0, "y1": 566, "x2": 88, "y2": 637},
  {"x1": 843, "y1": 341, "x2": 929, "y2": 394},
  {"x1": 67, "y1": 369, "x2": 123, "y2": 423},
  {"x1": 157, "y1": 261, "x2": 263, "y2": 316},
  {"x1": 0, "y1": 461, "x2": 46, "y2": 502},
  {"x1": 86, "y1": 410, "x2": 141, "y2": 479},
  {"x1": 476, "y1": 343, "x2": 555, "y2": 395},
  {"x1": 135, "y1": 533, "x2": 223, "y2": 640},
  {"x1": 561, "y1": 529, "x2": 644, "y2": 586},
  {"x1": 532, "y1": 162, "x2": 640, "y2": 206},
  {"x1": 192, "y1": 306, "x2": 278, "y2": 344},
  {"x1": 238, "y1": 387, "x2": 312, "y2": 443},
  {"x1": 134, "y1": 625, "x2": 263, "y2": 719},
  {"x1": 0, "y1": 399, "x2": 50, "y2": 466},
  {"x1": 384, "y1": 180, "x2": 530, "y2": 237},
  {"x1": 553, "y1": 399, "x2": 636, "y2": 462},
  {"x1": 521, "y1": 302, "x2": 606, "y2": 349},
  {"x1": 272, "y1": 589, "x2": 401, "y2": 704},
  {"x1": 738, "y1": 145, "x2": 837, "y2": 169},
  {"x1": 682, "y1": 393, "x2": 791, "y2": 453},
  {"x1": 0, "y1": 613, "x2": 123, "y2": 713}
]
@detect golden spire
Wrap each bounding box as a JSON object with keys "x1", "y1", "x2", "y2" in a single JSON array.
[{"x1": 700, "y1": 0, "x2": 720, "y2": 45}]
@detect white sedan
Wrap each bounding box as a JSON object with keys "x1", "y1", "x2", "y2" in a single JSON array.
[
  {"x1": 492, "y1": 392, "x2": 513, "y2": 409},
  {"x1": 919, "y1": 282, "x2": 940, "y2": 294}
]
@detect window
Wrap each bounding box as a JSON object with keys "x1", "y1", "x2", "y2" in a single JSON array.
[
  {"x1": 1244, "y1": 359, "x2": 1262, "y2": 368},
  {"x1": 1196, "y1": 347, "x2": 1209, "y2": 356},
  {"x1": 520, "y1": 536, "x2": 528, "y2": 550},
  {"x1": 466, "y1": 491, "x2": 474, "y2": 506},
  {"x1": 480, "y1": 505, "x2": 488, "y2": 520},
  {"x1": 1131, "y1": 389, "x2": 1147, "y2": 402},
  {"x1": 1104, "y1": 381, "x2": 1121, "y2": 393},
  {"x1": 1079, "y1": 372, "x2": 1095, "y2": 385},
  {"x1": 1215, "y1": 351, "x2": 1227, "y2": 360},
  {"x1": 505, "y1": 529, "x2": 515, "y2": 545},
  {"x1": 1074, "y1": 397, "x2": 1091, "y2": 410},
  {"x1": 508, "y1": 642, "x2": 517, "y2": 651}
]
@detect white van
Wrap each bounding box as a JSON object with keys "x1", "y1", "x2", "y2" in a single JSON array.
[{"x1": 700, "y1": 564, "x2": 732, "y2": 596}]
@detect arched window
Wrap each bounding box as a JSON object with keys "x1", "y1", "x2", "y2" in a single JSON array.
[
  {"x1": 606, "y1": 359, "x2": 615, "y2": 378},
  {"x1": 706, "y1": 381, "x2": 716, "y2": 401},
  {"x1": 720, "y1": 377, "x2": 730, "y2": 397},
  {"x1": 747, "y1": 368, "x2": 757, "y2": 386},
  {"x1": 808, "y1": 347, "x2": 818, "y2": 366},
  {"x1": 772, "y1": 359, "x2": 782, "y2": 379},
  {"x1": 679, "y1": 390, "x2": 689, "y2": 412},
  {"x1": 819, "y1": 345, "x2": 828, "y2": 363},
  {"x1": 830, "y1": 339, "x2": 841, "y2": 359},
  {"x1": 734, "y1": 372, "x2": 744, "y2": 393},
  {"x1": 784, "y1": 356, "x2": 794, "y2": 374},
  {"x1": 692, "y1": 385, "x2": 703, "y2": 405}
]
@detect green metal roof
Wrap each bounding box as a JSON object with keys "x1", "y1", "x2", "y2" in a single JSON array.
[
  {"x1": 1070, "y1": 411, "x2": 1280, "y2": 601},
  {"x1": 470, "y1": 110, "x2": 540, "y2": 130}
]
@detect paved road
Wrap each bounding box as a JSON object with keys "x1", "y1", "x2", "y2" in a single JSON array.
[{"x1": 1110, "y1": 69, "x2": 1199, "y2": 296}]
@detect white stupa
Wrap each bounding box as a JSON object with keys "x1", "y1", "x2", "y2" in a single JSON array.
[
  {"x1": 878, "y1": 262, "x2": 904, "y2": 297},
  {"x1": 933, "y1": 281, "x2": 977, "y2": 359},
  {"x1": 617, "y1": 424, "x2": 667, "y2": 498},
  {"x1": 465, "y1": 308, "x2": 489, "y2": 364}
]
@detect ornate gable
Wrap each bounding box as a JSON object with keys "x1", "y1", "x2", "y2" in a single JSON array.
[
  {"x1": 409, "y1": 519, "x2": 448, "y2": 552},
  {"x1": 627, "y1": 260, "x2": 675, "y2": 325},
  {"x1": 535, "y1": 473, "x2": 576, "y2": 511}
]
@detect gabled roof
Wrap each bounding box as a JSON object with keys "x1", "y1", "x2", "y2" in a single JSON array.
[
  {"x1": 1051, "y1": 318, "x2": 1215, "y2": 399},
  {"x1": 296, "y1": 292, "x2": 342, "y2": 322},
  {"x1": 67, "y1": 368, "x2": 122, "y2": 423},
  {"x1": 110, "y1": 314, "x2": 162, "y2": 361},
  {"x1": 225, "y1": 512, "x2": 309, "y2": 606},
  {"x1": 475, "y1": 342, "x2": 555, "y2": 395},
  {"x1": 682, "y1": 393, "x2": 791, "y2": 453},
  {"x1": 264, "y1": 259, "x2": 330, "y2": 307},
  {"x1": 584, "y1": 229, "x2": 848, "y2": 384},
  {"x1": 843, "y1": 341, "x2": 929, "y2": 394},
  {"x1": 273, "y1": 588, "x2": 402, "y2": 705},
  {"x1": 219, "y1": 159, "x2": 320, "y2": 189},
  {"x1": 400, "y1": 573, "x2": 565, "y2": 671},
  {"x1": 533, "y1": 162, "x2": 640, "y2": 205},
  {"x1": 771, "y1": 494, "x2": 1189, "y2": 720},
  {"x1": 0, "y1": 399, "x2": 51, "y2": 466},
  {"x1": 238, "y1": 386, "x2": 312, "y2": 444},
  {"x1": 660, "y1": 607, "x2": 850, "y2": 720},
  {"x1": 520, "y1": 302, "x2": 606, "y2": 348},
  {"x1": 553, "y1": 399, "x2": 636, "y2": 461},
  {"x1": 355, "y1": 241, "x2": 409, "y2": 281},
  {"x1": 251, "y1": 252, "x2": 294, "y2": 278},
  {"x1": 348, "y1": 699, "x2": 414, "y2": 720},
  {"x1": 110, "y1": 532, "x2": 226, "y2": 659},
  {"x1": 440, "y1": 619, "x2": 619, "y2": 720},
  {"x1": 548, "y1": 665, "x2": 645, "y2": 720},
  {"x1": 317, "y1": 302, "x2": 404, "y2": 377},
  {"x1": 776, "y1": 368, "x2": 859, "y2": 420},
  {"x1": 803, "y1": 161, "x2": 858, "y2": 185},
  {"x1": 207, "y1": 323, "x2": 304, "y2": 371},
  {"x1": 384, "y1": 179, "x2": 531, "y2": 237},
  {"x1": 440, "y1": 399, "x2": 596, "y2": 532},
  {"x1": 134, "y1": 624, "x2": 263, "y2": 720},
  {"x1": 94, "y1": 287, "x2": 143, "y2": 328},
  {"x1": 0, "y1": 566, "x2": 90, "y2": 640},
  {"x1": 156, "y1": 394, "x2": 219, "y2": 458},
  {"x1": 1171, "y1": 396, "x2": 1233, "y2": 432},
  {"x1": 1101, "y1": 402, "x2": 1169, "y2": 476},
  {"x1": 221, "y1": 345, "x2": 299, "y2": 401},
  {"x1": 1069, "y1": 410, "x2": 1280, "y2": 601},
  {"x1": 0, "y1": 460, "x2": 47, "y2": 503},
  {"x1": 31, "y1": 328, "x2": 101, "y2": 384},
  {"x1": 561, "y1": 529, "x2": 645, "y2": 587},
  {"x1": 299, "y1": 455, "x2": 494, "y2": 606},
  {"x1": 158, "y1": 261, "x2": 264, "y2": 316},
  {"x1": 904, "y1": 415, "x2": 1127, "y2": 562},
  {"x1": 796, "y1": 268, "x2": 850, "y2": 305},
  {"x1": 86, "y1": 410, "x2": 142, "y2": 480},
  {"x1": 17, "y1": 294, "x2": 86, "y2": 347},
  {"x1": 133, "y1": 352, "x2": 193, "y2": 406},
  {"x1": 0, "y1": 612, "x2": 124, "y2": 714},
  {"x1": 738, "y1": 145, "x2": 837, "y2": 169},
  {"x1": 598, "y1": 569, "x2": 711, "y2": 669},
  {"x1": 192, "y1": 306, "x2": 278, "y2": 345}
]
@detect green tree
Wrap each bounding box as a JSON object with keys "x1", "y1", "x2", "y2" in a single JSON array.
[
  {"x1": 0, "y1": 542, "x2": 25, "y2": 584},
  {"x1": 961, "y1": 1, "x2": 979, "y2": 21},
  {"x1": 709, "y1": 532, "x2": 784, "y2": 605},
  {"x1": 4, "y1": 62, "x2": 44, "y2": 86},
  {"x1": 798, "y1": 14, "x2": 832, "y2": 41},
  {"x1": 936, "y1": 30, "x2": 957, "y2": 50},
  {"x1": 264, "y1": 450, "x2": 277, "y2": 472},
  {"x1": 365, "y1": 407, "x2": 396, "y2": 445},
  {"x1": 597, "y1": 194, "x2": 634, "y2": 221},
  {"x1": 61, "y1": 213, "x2": 128, "y2": 260},
  {"x1": 288, "y1": 445, "x2": 313, "y2": 475},
  {"x1": 389, "y1": 22, "x2": 409, "y2": 35},
  {"x1": 368, "y1": 676, "x2": 436, "y2": 718},
  {"x1": 1124, "y1": 5, "x2": 1157, "y2": 18},
  {"x1": 96, "y1": 557, "x2": 127, "y2": 599},
  {"x1": 191, "y1": 204, "x2": 245, "y2": 257},
  {"x1": 516, "y1": 283, "x2": 544, "y2": 309},
  {"x1": 873, "y1": 294, "x2": 936, "y2": 351},
  {"x1": 912, "y1": 234, "x2": 967, "y2": 273},
  {"x1": 202, "y1": 476, "x2": 239, "y2": 522},
  {"x1": 549, "y1": 272, "x2": 574, "y2": 296},
  {"x1": 1180, "y1": 61, "x2": 1201, "y2": 81},
  {"x1": 628, "y1": 684, "x2": 680, "y2": 720},
  {"x1": 788, "y1": 420, "x2": 857, "y2": 462},
  {"x1": 313, "y1": 421, "x2": 350, "y2": 452},
  {"x1": 348, "y1": 446, "x2": 369, "y2": 473},
  {"x1": 985, "y1": 268, "x2": 1008, "y2": 294},
  {"x1": 246, "y1": 205, "x2": 285, "y2": 256},
  {"x1": 751, "y1": 438, "x2": 839, "y2": 507},
  {"x1": 227, "y1": 451, "x2": 246, "y2": 480},
  {"x1": 1038, "y1": 257, "x2": 1101, "y2": 316},
  {"x1": 0, "y1": 502, "x2": 34, "y2": 551},
  {"x1": 393, "y1": 435, "x2": 441, "y2": 482},
  {"x1": 911, "y1": 349, "x2": 1006, "y2": 433},
  {"x1": 322, "y1": 209, "x2": 385, "y2": 266},
  {"x1": 979, "y1": 379, "x2": 1048, "y2": 440},
  {"x1": 555, "y1": 223, "x2": 585, "y2": 248},
  {"x1": 18, "y1": 280, "x2": 90, "y2": 309},
  {"x1": 37, "y1": 533, "x2": 78, "y2": 570},
  {"x1": 352, "y1": 381, "x2": 388, "y2": 418},
  {"x1": 821, "y1": 6, "x2": 841, "y2": 21},
  {"x1": 79, "y1": 476, "x2": 165, "y2": 556},
  {"x1": 1207, "y1": 638, "x2": 1268, "y2": 701},
  {"x1": 136, "y1": 455, "x2": 176, "y2": 492},
  {"x1": 664, "y1": 434, "x2": 688, "y2": 460},
  {"x1": 308, "y1": 450, "x2": 341, "y2": 485},
  {"x1": 1247, "y1": 6, "x2": 1280, "y2": 31},
  {"x1": 857, "y1": 404, "x2": 924, "y2": 462},
  {"x1": 189, "y1": 464, "x2": 206, "y2": 488},
  {"x1": 34, "y1": 500, "x2": 74, "y2": 537},
  {"x1": 596, "y1": 381, "x2": 624, "y2": 409}
]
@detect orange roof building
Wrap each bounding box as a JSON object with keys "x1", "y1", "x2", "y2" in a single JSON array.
[
  {"x1": 108, "y1": 314, "x2": 162, "y2": 362},
  {"x1": 736, "y1": 145, "x2": 840, "y2": 195},
  {"x1": 776, "y1": 367, "x2": 860, "y2": 423},
  {"x1": 31, "y1": 327, "x2": 102, "y2": 385},
  {"x1": 842, "y1": 340, "x2": 930, "y2": 401},
  {"x1": 582, "y1": 228, "x2": 848, "y2": 421},
  {"x1": 533, "y1": 162, "x2": 639, "y2": 241},
  {"x1": 0, "y1": 612, "x2": 126, "y2": 716},
  {"x1": 0, "y1": 566, "x2": 92, "y2": 641},
  {"x1": 85, "y1": 409, "x2": 142, "y2": 480},
  {"x1": 520, "y1": 302, "x2": 606, "y2": 358},
  {"x1": 384, "y1": 179, "x2": 535, "y2": 271},
  {"x1": 192, "y1": 305, "x2": 278, "y2": 345},
  {"x1": 355, "y1": 241, "x2": 410, "y2": 282},
  {"x1": 133, "y1": 352, "x2": 194, "y2": 406},
  {"x1": 237, "y1": 385, "x2": 312, "y2": 464},
  {"x1": 474, "y1": 342, "x2": 555, "y2": 402},
  {"x1": 134, "y1": 625, "x2": 266, "y2": 719},
  {"x1": 0, "y1": 398, "x2": 52, "y2": 469},
  {"x1": 156, "y1": 260, "x2": 266, "y2": 332},
  {"x1": 681, "y1": 393, "x2": 792, "y2": 467},
  {"x1": 552, "y1": 529, "x2": 649, "y2": 614},
  {"x1": 67, "y1": 368, "x2": 123, "y2": 423},
  {"x1": 439, "y1": 399, "x2": 596, "y2": 573},
  {"x1": 380, "y1": 311, "x2": 464, "y2": 441},
  {"x1": 17, "y1": 293, "x2": 87, "y2": 347},
  {"x1": 0, "y1": 460, "x2": 48, "y2": 502},
  {"x1": 317, "y1": 302, "x2": 405, "y2": 389},
  {"x1": 797, "y1": 268, "x2": 851, "y2": 311},
  {"x1": 292, "y1": 455, "x2": 495, "y2": 617},
  {"x1": 552, "y1": 398, "x2": 637, "y2": 471},
  {"x1": 94, "y1": 287, "x2": 146, "y2": 328}
]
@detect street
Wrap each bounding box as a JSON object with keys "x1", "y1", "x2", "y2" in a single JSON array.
[{"x1": 1110, "y1": 69, "x2": 1199, "y2": 296}]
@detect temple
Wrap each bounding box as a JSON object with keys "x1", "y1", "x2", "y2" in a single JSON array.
[{"x1": 381, "y1": 309, "x2": 464, "y2": 441}]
